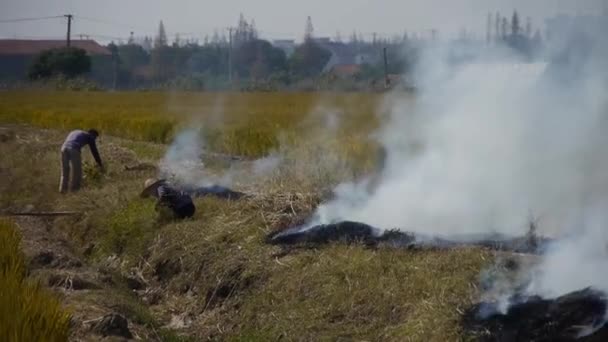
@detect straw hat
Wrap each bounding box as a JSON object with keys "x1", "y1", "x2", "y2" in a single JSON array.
[{"x1": 140, "y1": 178, "x2": 166, "y2": 198}]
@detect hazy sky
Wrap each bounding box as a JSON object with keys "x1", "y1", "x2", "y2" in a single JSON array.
[{"x1": 0, "y1": 0, "x2": 605, "y2": 42}]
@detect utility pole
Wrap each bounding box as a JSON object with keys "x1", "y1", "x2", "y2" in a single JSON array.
[
  {"x1": 64, "y1": 14, "x2": 73, "y2": 47},
  {"x1": 111, "y1": 44, "x2": 118, "y2": 90},
  {"x1": 228, "y1": 27, "x2": 233, "y2": 85},
  {"x1": 383, "y1": 47, "x2": 390, "y2": 89}
]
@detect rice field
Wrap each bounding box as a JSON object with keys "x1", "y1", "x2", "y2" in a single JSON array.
[
  {"x1": 0, "y1": 219, "x2": 71, "y2": 342},
  {"x1": 0, "y1": 90, "x2": 386, "y2": 157}
]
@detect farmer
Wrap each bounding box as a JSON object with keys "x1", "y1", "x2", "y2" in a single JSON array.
[
  {"x1": 59, "y1": 129, "x2": 104, "y2": 193},
  {"x1": 140, "y1": 178, "x2": 196, "y2": 220}
]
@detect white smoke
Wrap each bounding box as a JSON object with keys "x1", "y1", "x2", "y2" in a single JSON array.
[
  {"x1": 159, "y1": 127, "x2": 208, "y2": 186},
  {"x1": 308, "y1": 17, "x2": 608, "y2": 298},
  {"x1": 252, "y1": 153, "x2": 283, "y2": 176}
]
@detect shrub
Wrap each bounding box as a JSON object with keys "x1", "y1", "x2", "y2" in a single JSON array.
[{"x1": 28, "y1": 47, "x2": 91, "y2": 80}]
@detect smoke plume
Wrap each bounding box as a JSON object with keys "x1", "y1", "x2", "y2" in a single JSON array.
[{"x1": 308, "y1": 15, "x2": 608, "y2": 299}]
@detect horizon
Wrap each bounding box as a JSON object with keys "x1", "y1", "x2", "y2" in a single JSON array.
[{"x1": 0, "y1": 0, "x2": 605, "y2": 44}]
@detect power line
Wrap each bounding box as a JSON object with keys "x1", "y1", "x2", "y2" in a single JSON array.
[
  {"x1": 75, "y1": 33, "x2": 126, "y2": 41},
  {"x1": 0, "y1": 15, "x2": 64, "y2": 24},
  {"x1": 76, "y1": 15, "x2": 154, "y2": 32}
]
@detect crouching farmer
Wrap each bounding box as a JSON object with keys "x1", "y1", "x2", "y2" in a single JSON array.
[
  {"x1": 59, "y1": 129, "x2": 104, "y2": 193},
  {"x1": 140, "y1": 179, "x2": 196, "y2": 220}
]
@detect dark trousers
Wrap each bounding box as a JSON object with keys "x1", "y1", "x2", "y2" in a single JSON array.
[
  {"x1": 59, "y1": 148, "x2": 82, "y2": 193},
  {"x1": 173, "y1": 203, "x2": 196, "y2": 219}
]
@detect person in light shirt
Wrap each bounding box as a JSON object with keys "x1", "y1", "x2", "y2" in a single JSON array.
[{"x1": 59, "y1": 129, "x2": 104, "y2": 193}]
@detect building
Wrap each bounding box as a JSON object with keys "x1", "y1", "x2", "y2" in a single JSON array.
[
  {"x1": 320, "y1": 42, "x2": 379, "y2": 75},
  {"x1": 327, "y1": 64, "x2": 361, "y2": 78},
  {"x1": 272, "y1": 39, "x2": 296, "y2": 57},
  {"x1": 0, "y1": 39, "x2": 112, "y2": 82}
]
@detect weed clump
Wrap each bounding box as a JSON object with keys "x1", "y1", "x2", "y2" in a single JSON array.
[{"x1": 97, "y1": 200, "x2": 157, "y2": 257}]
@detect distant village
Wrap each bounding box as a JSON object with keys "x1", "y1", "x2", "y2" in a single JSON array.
[{"x1": 0, "y1": 10, "x2": 606, "y2": 91}]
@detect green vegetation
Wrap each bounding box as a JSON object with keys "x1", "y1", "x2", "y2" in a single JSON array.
[
  {"x1": 97, "y1": 199, "x2": 157, "y2": 256},
  {"x1": 29, "y1": 47, "x2": 92, "y2": 80},
  {"x1": 0, "y1": 219, "x2": 71, "y2": 342}
]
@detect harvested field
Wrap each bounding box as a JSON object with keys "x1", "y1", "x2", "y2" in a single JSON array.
[{"x1": 0, "y1": 91, "x2": 494, "y2": 340}]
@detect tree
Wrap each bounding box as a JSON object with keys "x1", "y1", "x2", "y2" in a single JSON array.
[
  {"x1": 304, "y1": 16, "x2": 314, "y2": 42},
  {"x1": 117, "y1": 44, "x2": 149, "y2": 70},
  {"x1": 155, "y1": 21, "x2": 168, "y2": 48},
  {"x1": 334, "y1": 31, "x2": 342, "y2": 43},
  {"x1": 173, "y1": 33, "x2": 181, "y2": 47},
  {"x1": 532, "y1": 29, "x2": 543, "y2": 49},
  {"x1": 486, "y1": 12, "x2": 493, "y2": 44},
  {"x1": 402, "y1": 30, "x2": 409, "y2": 43},
  {"x1": 349, "y1": 31, "x2": 359, "y2": 48},
  {"x1": 233, "y1": 39, "x2": 287, "y2": 79},
  {"x1": 525, "y1": 17, "x2": 533, "y2": 38},
  {"x1": 511, "y1": 11, "x2": 520, "y2": 37},
  {"x1": 142, "y1": 36, "x2": 152, "y2": 52},
  {"x1": 28, "y1": 47, "x2": 91, "y2": 79},
  {"x1": 234, "y1": 14, "x2": 257, "y2": 47},
  {"x1": 495, "y1": 12, "x2": 501, "y2": 42},
  {"x1": 211, "y1": 30, "x2": 221, "y2": 45},
  {"x1": 501, "y1": 17, "x2": 508, "y2": 40},
  {"x1": 150, "y1": 46, "x2": 177, "y2": 81},
  {"x1": 186, "y1": 45, "x2": 227, "y2": 76},
  {"x1": 249, "y1": 19, "x2": 258, "y2": 40},
  {"x1": 289, "y1": 39, "x2": 331, "y2": 78}
]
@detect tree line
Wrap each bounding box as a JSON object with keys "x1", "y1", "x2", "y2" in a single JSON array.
[{"x1": 26, "y1": 11, "x2": 546, "y2": 90}]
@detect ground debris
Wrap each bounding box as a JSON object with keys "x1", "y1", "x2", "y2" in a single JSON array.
[
  {"x1": 123, "y1": 162, "x2": 158, "y2": 172},
  {"x1": 90, "y1": 313, "x2": 133, "y2": 339},
  {"x1": 462, "y1": 288, "x2": 608, "y2": 342},
  {"x1": 48, "y1": 273, "x2": 100, "y2": 290}
]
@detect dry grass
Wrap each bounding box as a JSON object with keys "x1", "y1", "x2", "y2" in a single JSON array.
[
  {"x1": 0, "y1": 91, "x2": 490, "y2": 341},
  {"x1": 0, "y1": 219, "x2": 71, "y2": 342}
]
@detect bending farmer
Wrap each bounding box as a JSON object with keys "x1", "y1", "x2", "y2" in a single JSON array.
[
  {"x1": 59, "y1": 129, "x2": 104, "y2": 193},
  {"x1": 141, "y1": 179, "x2": 196, "y2": 220}
]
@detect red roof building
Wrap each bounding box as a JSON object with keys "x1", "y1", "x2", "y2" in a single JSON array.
[
  {"x1": 0, "y1": 39, "x2": 112, "y2": 82},
  {"x1": 0, "y1": 39, "x2": 111, "y2": 56},
  {"x1": 329, "y1": 64, "x2": 362, "y2": 78}
]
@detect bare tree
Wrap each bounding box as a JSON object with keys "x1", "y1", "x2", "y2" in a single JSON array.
[
  {"x1": 525, "y1": 17, "x2": 533, "y2": 38},
  {"x1": 487, "y1": 12, "x2": 493, "y2": 44},
  {"x1": 304, "y1": 16, "x2": 314, "y2": 42},
  {"x1": 501, "y1": 17, "x2": 508, "y2": 40},
  {"x1": 154, "y1": 20, "x2": 167, "y2": 48},
  {"x1": 511, "y1": 11, "x2": 521, "y2": 37},
  {"x1": 495, "y1": 12, "x2": 501, "y2": 42},
  {"x1": 334, "y1": 31, "x2": 342, "y2": 43}
]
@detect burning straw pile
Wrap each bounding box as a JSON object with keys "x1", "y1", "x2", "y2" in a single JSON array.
[
  {"x1": 463, "y1": 288, "x2": 608, "y2": 341},
  {"x1": 268, "y1": 220, "x2": 546, "y2": 254},
  {"x1": 268, "y1": 220, "x2": 608, "y2": 341}
]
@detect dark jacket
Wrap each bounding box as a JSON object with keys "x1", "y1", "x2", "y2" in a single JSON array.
[{"x1": 155, "y1": 184, "x2": 194, "y2": 209}]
